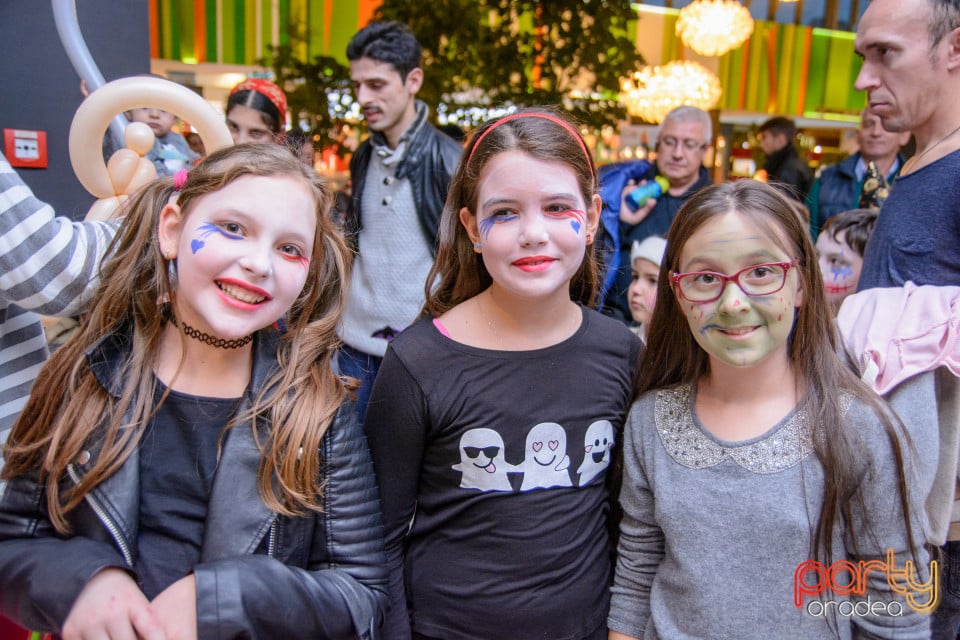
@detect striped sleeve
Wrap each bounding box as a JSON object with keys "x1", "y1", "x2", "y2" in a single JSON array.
[{"x1": 0, "y1": 153, "x2": 118, "y2": 316}]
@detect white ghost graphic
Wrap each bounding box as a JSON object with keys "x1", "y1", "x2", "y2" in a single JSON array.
[
  {"x1": 576, "y1": 420, "x2": 614, "y2": 486},
  {"x1": 452, "y1": 428, "x2": 514, "y2": 491},
  {"x1": 519, "y1": 422, "x2": 572, "y2": 491}
]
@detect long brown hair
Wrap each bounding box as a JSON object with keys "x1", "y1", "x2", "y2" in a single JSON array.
[
  {"x1": 3, "y1": 143, "x2": 353, "y2": 532},
  {"x1": 423, "y1": 107, "x2": 600, "y2": 317},
  {"x1": 637, "y1": 180, "x2": 919, "y2": 564}
]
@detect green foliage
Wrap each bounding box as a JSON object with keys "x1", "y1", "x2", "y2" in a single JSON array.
[
  {"x1": 261, "y1": 45, "x2": 351, "y2": 150},
  {"x1": 375, "y1": 0, "x2": 644, "y2": 129},
  {"x1": 261, "y1": 1, "x2": 644, "y2": 139}
]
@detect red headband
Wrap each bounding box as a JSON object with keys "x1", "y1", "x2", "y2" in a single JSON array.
[
  {"x1": 466, "y1": 112, "x2": 592, "y2": 167},
  {"x1": 230, "y1": 78, "x2": 288, "y2": 127}
]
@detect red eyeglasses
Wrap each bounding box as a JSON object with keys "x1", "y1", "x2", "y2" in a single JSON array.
[{"x1": 671, "y1": 261, "x2": 798, "y2": 303}]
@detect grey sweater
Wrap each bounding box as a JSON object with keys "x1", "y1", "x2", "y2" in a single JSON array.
[{"x1": 609, "y1": 384, "x2": 931, "y2": 640}]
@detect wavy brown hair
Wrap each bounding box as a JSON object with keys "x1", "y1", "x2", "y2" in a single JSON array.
[
  {"x1": 423, "y1": 107, "x2": 600, "y2": 316},
  {"x1": 637, "y1": 180, "x2": 920, "y2": 565},
  {"x1": 3, "y1": 143, "x2": 353, "y2": 532}
]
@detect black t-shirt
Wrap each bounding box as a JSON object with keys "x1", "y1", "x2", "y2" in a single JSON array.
[
  {"x1": 136, "y1": 383, "x2": 241, "y2": 599},
  {"x1": 365, "y1": 307, "x2": 641, "y2": 640}
]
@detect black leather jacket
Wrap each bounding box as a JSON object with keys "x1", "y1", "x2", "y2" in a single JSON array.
[
  {"x1": 763, "y1": 142, "x2": 814, "y2": 203},
  {"x1": 345, "y1": 102, "x2": 463, "y2": 255},
  {"x1": 0, "y1": 326, "x2": 389, "y2": 639}
]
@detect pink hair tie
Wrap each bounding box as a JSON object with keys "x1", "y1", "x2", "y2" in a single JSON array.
[
  {"x1": 466, "y1": 112, "x2": 592, "y2": 168},
  {"x1": 173, "y1": 168, "x2": 189, "y2": 191}
]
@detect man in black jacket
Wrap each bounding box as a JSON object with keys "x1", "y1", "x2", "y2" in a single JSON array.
[
  {"x1": 341, "y1": 21, "x2": 463, "y2": 419},
  {"x1": 757, "y1": 116, "x2": 814, "y2": 203}
]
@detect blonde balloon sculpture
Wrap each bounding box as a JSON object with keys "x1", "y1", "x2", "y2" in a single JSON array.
[{"x1": 69, "y1": 75, "x2": 233, "y2": 221}]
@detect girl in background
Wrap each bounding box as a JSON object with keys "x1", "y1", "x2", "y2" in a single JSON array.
[
  {"x1": 0, "y1": 143, "x2": 388, "y2": 639},
  {"x1": 365, "y1": 108, "x2": 641, "y2": 640},
  {"x1": 626, "y1": 235, "x2": 667, "y2": 343},
  {"x1": 226, "y1": 78, "x2": 287, "y2": 144},
  {"x1": 609, "y1": 180, "x2": 930, "y2": 639}
]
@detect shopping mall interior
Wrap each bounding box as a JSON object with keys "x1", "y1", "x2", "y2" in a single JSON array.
[{"x1": 2, "y1": 0, "x2": 875, "y2": 215}]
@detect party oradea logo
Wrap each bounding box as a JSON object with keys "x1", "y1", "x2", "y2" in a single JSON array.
[{"x1": 794, "y1": 549, "x2": 938, "y2": 617}]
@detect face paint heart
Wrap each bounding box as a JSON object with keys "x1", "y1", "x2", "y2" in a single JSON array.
[
  {"x1": 191, "y1": 239, "x2": 205, "y2": 254},
  {"x1": 548, "y1": 440, "x2": 559, "y2": 450},
  {"x1": 570, "y1": 221, "x2": 581, "y2": 233},
  {"x1": 532, "y1": 441, "x2": 543, "y2": 452}
]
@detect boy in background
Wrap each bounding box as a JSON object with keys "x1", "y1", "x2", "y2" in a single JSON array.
[
  {"x1": 105, "y1": 107, "x2": 198, "y2": 177},
  {"x1": 815, "y1": 208, "x2": 878, "y2": 314}
]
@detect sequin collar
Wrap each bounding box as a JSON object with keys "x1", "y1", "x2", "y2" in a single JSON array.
[{"x1": 653, "y1": 384, "x2": 847, "y2": 474}]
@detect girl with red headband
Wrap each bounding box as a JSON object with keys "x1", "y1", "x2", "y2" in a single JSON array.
[
  {"x1": 226, "y1": 78, "x2": 288, "y2": 144},
  {"x1": 364, "y1": 108, "x2": 641, "y2": 640}
]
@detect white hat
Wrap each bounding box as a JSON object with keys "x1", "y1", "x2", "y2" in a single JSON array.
[{"x1": 630, "y1": 236, "x2": 667, "y2": 268}]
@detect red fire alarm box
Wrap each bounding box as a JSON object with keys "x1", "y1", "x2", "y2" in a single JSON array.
[{"x1": 3, "y1": 128, "x2": 48, "y2": 169}]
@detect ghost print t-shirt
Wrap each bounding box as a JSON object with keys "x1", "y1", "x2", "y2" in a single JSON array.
[{"x1": 365, "y1": 308, "x2": 640, "y2": 640}]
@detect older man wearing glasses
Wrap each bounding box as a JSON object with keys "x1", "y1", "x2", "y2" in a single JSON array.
[{"x1": 604, "y1": 105, "x2": 713, "y2": 320}]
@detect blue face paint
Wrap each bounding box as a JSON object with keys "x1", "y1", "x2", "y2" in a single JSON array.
[
  {"x1": 191, "y1": 222, "x2": 243, "y2": 254},
  {"x1": 478, "y1": 213, "x2": 518, "y2": 241},
  {"x1": 829, "y1": 265, "x2": 853, "y2": 282},
  {"x1": 699, "y1": 323, "x2": 722, "y2": 336}
]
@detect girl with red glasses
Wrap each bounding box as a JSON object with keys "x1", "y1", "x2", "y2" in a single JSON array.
[{"x1": 608, "y1": 180, "x2": 930, "y2": 639}]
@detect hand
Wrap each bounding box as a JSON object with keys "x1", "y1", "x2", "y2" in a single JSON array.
[
  {"x1": 151, "y1": 575, "x2": 198, "y2": 640},
  {"x1": 618, "y1": 180, "x2": 658, "y2": 226},
  {"x1": 62, "y1": 567, "x2": 166, "y2": 640}
]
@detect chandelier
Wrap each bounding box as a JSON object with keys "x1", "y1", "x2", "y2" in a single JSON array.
[
  {"x1": 619, "y1": 61, "x2": 723, "y2": 124},
  {"x1": 676, "y1": 0, "x2": 754, "y2": 57}
]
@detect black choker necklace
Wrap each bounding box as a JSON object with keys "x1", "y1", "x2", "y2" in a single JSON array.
[{"x1": 169, "y1": 314, "x2": 253, "y2": 349}]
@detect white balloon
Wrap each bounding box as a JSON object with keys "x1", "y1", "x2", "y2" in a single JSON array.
[{"x1": 69, "y1": 76, "x2": 233, "y2": 198}]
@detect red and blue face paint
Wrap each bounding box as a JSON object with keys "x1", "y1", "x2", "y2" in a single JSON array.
[
  {"x1": 545, "y1": 208, "x2": 586, "y2": 235},
  {"x1": 477, "y1": 208, "x2": 586, "y2": 242}
]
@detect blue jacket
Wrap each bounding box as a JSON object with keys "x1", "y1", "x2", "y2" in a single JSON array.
[
  {"x1": 0, "y1": 325, "x2": 389, "y2": 639},
  {"x1": 597, "y1": 159, "x2": 655, "y2": 306},
  {"x1": 806, "y1": 152, "x2": 904, "y2": 238},
  {"x1": 599, "y1": 162, "x2": 712, "y2": 319}
]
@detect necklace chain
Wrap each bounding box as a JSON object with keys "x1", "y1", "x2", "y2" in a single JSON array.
[
  {"x1": 903, "y1": 122, "x2": 960, "y2": 175},
  {"x1": 476, "y1": 295, "x2": 504, "y2": 347},
  {"x1": 474, "y1": 293, "x2": 580, "y2": 350},
  {"x1": 169, "y1": 314, "x2": 253, "y2": 349}
]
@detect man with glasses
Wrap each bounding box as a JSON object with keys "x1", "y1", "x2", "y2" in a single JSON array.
[
  {"x1": 605, "y1": 106, "x2": 713, "y2": 319},
  {"x1": 805, "y1": 109, "x2": 909, "y2": 240}
]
